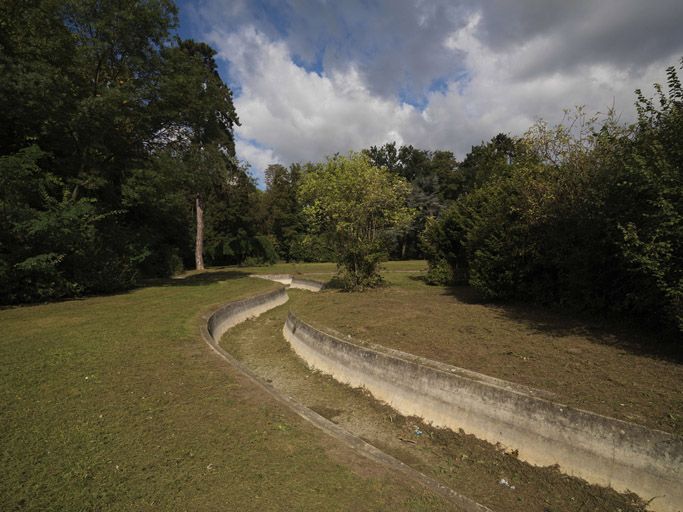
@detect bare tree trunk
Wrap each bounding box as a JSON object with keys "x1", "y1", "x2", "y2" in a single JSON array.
[{"x1": 195, "y1": 193, "x2": 205, "y2": 270}]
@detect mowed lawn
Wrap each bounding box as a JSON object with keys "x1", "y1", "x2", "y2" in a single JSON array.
[{"x1": 0, "y1": 271, "x2": 454, "y2": 512}]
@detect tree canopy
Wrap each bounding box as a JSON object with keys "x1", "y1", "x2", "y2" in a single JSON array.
[
  {"x1": 0, "y1": 0, "x2": 250, "y2": 302},
  {"x1": 298, "y1": 153, "x2": 414, "y2": 289}
]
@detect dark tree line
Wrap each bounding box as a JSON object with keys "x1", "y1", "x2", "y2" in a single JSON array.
[
  {"x1": 421, "y1": 64, "x2": 683, "y2": 335},
  {"x1": 0, "y1": 0, "x2": 266, "y2": 304}
]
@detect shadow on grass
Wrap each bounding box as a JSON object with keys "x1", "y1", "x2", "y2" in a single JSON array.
[
  {"x1": 0, "y1": 269, "x2": 255, "y2": 311},
  {"x1": 408, "y1": 275, "x2": 486, "y2": 304},
  {"x1": 440, "y1": 283, "x2": 682, "y2": 364},
  {"x1": 142, "y1": 270, "x2": 251, "y2": 288}
]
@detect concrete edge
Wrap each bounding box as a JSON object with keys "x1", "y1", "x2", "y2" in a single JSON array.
[
  {"x1": 284, "y1": 312, "x2": 683, "y2": 512},
  {"x1": 199, "y1": 284, "x2": 493, "y2": 512},
  {"x1": 310, "y1": 322, "x2": 559, "y2": 401},
  {"x1": 250, "y1": 273, "x2": 326, "y2": 292}
]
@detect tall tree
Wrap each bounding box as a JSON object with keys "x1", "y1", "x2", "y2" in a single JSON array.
[
  {"x1": 155, "y1": 39, "x2": 239, "y2": 270},
  {"x1": 0, "y1": 0, "x2": 243, "y2": 303},
  {"x1": 1, "y1": 0, "x2": 184, "y2": 302}
]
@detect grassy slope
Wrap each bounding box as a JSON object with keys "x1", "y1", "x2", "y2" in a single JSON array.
[
  {"x1": 0, "y1": 271, "x2": 454, "y2": 512},
  {"x1": 222, "y1": 292, "x2": 646, "y2": 512},
  {"x1": 294, "y1": 272, "x2": 683, "y2": 435}
]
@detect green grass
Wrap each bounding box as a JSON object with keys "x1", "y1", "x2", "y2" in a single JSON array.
[
  {"x1": 198, "y1": 259, "x2": 428, "y2": 278},
  {"x1": 0, "y1": 271, "x2": 454, "y2": 511}
]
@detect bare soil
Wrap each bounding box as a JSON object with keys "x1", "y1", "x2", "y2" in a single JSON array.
[{"x1": 221, "y1": 291, "x2": 648, "y2": 512}]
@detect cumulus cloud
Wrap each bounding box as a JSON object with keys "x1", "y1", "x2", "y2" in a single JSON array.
[
  {"x1": 235, "y1": 136, "x2": 282, "y2": 184},
  {"x1": 209, "y1": 26, "x2": 422, "y2": 164},
  {"x1": 186, "y1": 0, "x2": 471, "y2": 99},
  {"x1": 181, "y1": 0, "x2": 683, "y2": 179}
]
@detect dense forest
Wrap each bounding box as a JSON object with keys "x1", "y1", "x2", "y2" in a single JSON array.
[
  {"x1": 1, "y1": 1, "x2": 680, "y2": 335},
  {"x1": 1, "y1": 0, "x2": 268, "y2": 303}
]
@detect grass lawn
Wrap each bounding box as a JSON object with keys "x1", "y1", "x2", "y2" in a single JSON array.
[
  {"x1": 293, "y1": 272, "x2": 683, "y2": 435},
  {"x1": 222, "y1": 290, "x2": 646, "y2": 512},
  {"x1": 226, "y1": 259, "x2": 427, "y2": 277},
  {"x1": 0, "y1": 270, "x2": 455, "y2": 511}
]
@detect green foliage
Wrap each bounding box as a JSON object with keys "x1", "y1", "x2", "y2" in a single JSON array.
[
  {"x1": 422, "y1": 61, "x2": 683, "y2": 335},
  {"x1": 289, "y1": 234, "x2": 335, "y2": 263},
  {"x1": 0, "y1": 0, "x2": 252, "y2": 303},
  {"x1": 261, "y1": 163, "x2": 306, "y2": 261},
  {"x1": 198, "y1": 162, "x2": 275, "y2": 266},
  {"x1": 365, "y1": 143, "x2": 461, "y2": 259},
  {"x1": 0, "y1": 146, "x2": 143, "y2": 303},
  {"x1": 420, "y1": 216, "x2": 459, "y2": 285},
  {"x1": 621, "y1": 63, "x2": 683, "y2": 330},
  {"x1": 423, "y1": 258, "x2": 454, "y2": 286},
  {"x1": 299, "y1": 153, "x2": 414, "y2": 290}
]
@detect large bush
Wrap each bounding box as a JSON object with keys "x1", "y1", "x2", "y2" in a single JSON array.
[
  {"x1": 299, "y1": 153, "x2": 414, "y2": 290},
  {"x1": 422, "y1": 61, "x2": 682, "y2": 335}
]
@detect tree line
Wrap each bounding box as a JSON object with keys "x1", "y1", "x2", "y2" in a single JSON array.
[
  {"x1": 257, "y1": 64, "x2": 683, "y2": 335},
  {"x1": 419, "y1": 69, "x2": 682, "y2": 336},
  {"x1": 1, "y1": 1, "x2": 680, "y2": 335},
  {"x1": 1, "y1": 0, "x2": 268, "y2": 304}
]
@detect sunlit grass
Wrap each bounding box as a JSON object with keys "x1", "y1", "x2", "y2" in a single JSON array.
[{"x1": 0, "y1": 271, "x2": 452, "y2": 511}]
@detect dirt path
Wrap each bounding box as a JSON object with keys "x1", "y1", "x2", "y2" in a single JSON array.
[{"x1": 221, "y1": 290, "x2": 647, "y2": 512}]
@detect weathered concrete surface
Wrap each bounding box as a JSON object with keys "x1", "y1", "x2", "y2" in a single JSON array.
[
  {"x1": 207, "y1": 287, "x2": 289, "y2": 341},
  {"x1": 251, "y1": 274, "x2": 325, "y2": 292},
  {"x1": 290, "y1": 277, "x2": 325, "y2": 292},
  {"x1": 200, "y1": 284, "x2": 491, "y2": 512},
  {"x1": 250, "y1": 274, "x2": 293, "y2": 286},
  {"x1": 284, "y1": 313, "x2": 683, "y2": 512}
]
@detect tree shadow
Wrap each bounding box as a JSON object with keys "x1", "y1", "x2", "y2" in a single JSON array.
[
  {"x1": 440, "y1": 283, "x2": 486, "y2": 304},
  {"x1": 408, "y1": 275, "x2": 486, "y2": 303},
  {"x1": 0, "y1": 269, "x2": 255, "y2": 311},
  {"x1": 141, "y1": 269, "x2": 251, "y2": 288},
  {"x1": 441, "y1": 284, "x2": 683, "y2": 364}
]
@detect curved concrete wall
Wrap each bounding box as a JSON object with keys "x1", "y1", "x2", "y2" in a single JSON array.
[
  {"x1": 251, "y1": 274, "x2": 325, "y2": 292},
  {"x1": 284, "y1": 313, "x2": 683, "y2": 512},
  {"x1": 207, "y1": 287, "x2": 289, "y2": 341},
  {"x1": 200, "y1": 285, "x2": 493, "y2": 512},
  {"x1": 250, "y1": 274, "x2": 293, "y2": 286},
  {"x1": 290, "y1": 277, "x2": 325, "y2": 292}
]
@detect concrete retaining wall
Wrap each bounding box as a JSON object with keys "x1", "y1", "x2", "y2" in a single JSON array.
[
  {"x1": 290, "y1": 277, "x2": 325, "y2": 292},
  {"x1": 251, "y1": 274, "x2": 325, "y2": 292},
  {"x1": 200, "y1": 285, "x2": 493, "y2": 512},
  {"x1": 284, "y1": 313, "x2": 683, "y2": 512},
  {"x1": 207, "y1": 287, "x2": 289, "y2": 341}
]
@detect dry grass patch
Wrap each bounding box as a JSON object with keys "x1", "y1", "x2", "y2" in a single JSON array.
[
  {"x1": 294, "y1": 273, "x2": 683, "y2": 435},
  {"x1": 221, "y1": 292, "x2": 647, "y2": 512}
]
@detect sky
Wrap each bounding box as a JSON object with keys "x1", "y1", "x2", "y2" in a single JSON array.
[{"x1": 176, "y1": 0, "x2": 683, "y2": 185}]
